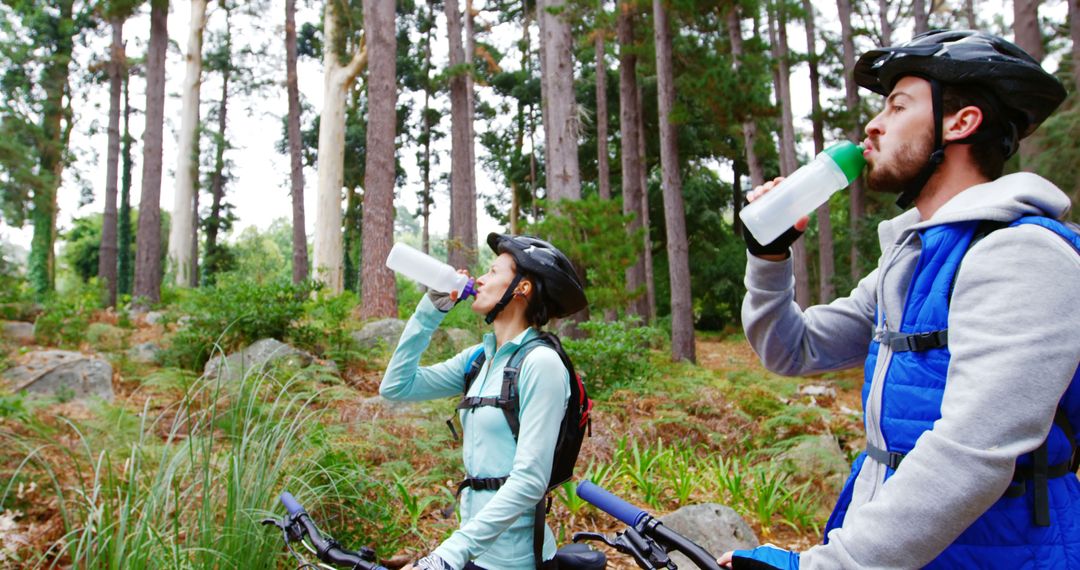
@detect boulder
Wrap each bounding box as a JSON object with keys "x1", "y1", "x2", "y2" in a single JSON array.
[
  {"x1": 774, "y1": 434, "x2": 849, "y2": 492},
  {"x1": 203, "y1": 338, "x2": 315, "y2": 381},
  {"x1": 658, "y1": 503, "x2": 758, "y2": 568},
  {"x1": 143, "y1": 311, "x2": 165, "y2": 326},
  {"x1": 351, "y1": 319, "x2": 406, "y2": 351},
  {"x1": 1, "y1": 321, "x2": 35, "y2": 345},
  {"x1": 2, "y1": 350, "x2": 114, "y2": 402},
  {"x1": 86, "y1": 323, "x2": 126, "y2": 352},
  {"x1": 444, "y1": 328, "x2": 478, "y2": 351},
  {"x1": 127, "y1": 342, "x2": 161, "y2": 365}
]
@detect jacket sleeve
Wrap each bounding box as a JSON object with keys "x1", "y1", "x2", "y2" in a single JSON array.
[
  {"x1": 379, "y1": 295, "x2": 477, "y2": 402},
  {"x1": 433, "y1": 346, "x2": 569, "y2": 569},
  {"x1": 741, "y1": 252, "x2": 878, "y2": 376},
  {"x1": 800, "y1": 225, "x2": 1080, "y2": 569}
]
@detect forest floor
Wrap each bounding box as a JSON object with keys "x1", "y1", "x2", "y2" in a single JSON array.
[{"x1": 0, "y1": 315, "x2": 867, "y2": 569}]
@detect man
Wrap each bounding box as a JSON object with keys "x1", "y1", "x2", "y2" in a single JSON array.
[{"x1": 720, "y1": 30, "x2": 1079, "y2": 569}]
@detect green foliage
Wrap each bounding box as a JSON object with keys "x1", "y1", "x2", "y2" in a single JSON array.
[
  {"x1": 60, "y1": 214, "x2": 102, "y2": 283},
  {"x1": 528, "y1": 196, "x2": 644, "y2": 314},
  {"x1": 290, "y1": 289, "x2": 365, "y2": 364},
  {"x1": 162, "y1": 275, "x2": 321, "y2": 370},
  {"x1": 562, "y1": 318, "x2": 665, "y2": 395},
  {"x1": 227, "y1": 220, "x2": 295, "y2": 284},
  {"x1": 33, "y1": 280, "x2": 101, "y2": 347},
  {"x1": 1029, "y1": 98, "x2": 1080, "y2": 223}
]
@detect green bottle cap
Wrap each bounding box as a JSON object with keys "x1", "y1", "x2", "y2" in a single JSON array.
[{"x1": 822, "y1": 141, "x2": 866, "y2": 184}]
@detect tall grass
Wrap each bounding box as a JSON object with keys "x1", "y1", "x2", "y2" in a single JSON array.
[{"x1": 1, "y1": 358, "x2": 370, "y2": 568}]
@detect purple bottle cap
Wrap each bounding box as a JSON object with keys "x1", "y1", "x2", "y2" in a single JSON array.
[{"x1": 460, "y1": 278, "x2": 477, "y2": 299}]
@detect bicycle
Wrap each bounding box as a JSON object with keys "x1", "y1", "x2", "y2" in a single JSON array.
[{"x1": 263, "y1": 484, "x2": 723, "y2": 570}]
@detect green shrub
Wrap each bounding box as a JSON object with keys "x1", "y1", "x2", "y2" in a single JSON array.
[
  {"x1": 162, "y1": 275, "x2": 321, "y2": 370},
  {"x1": 563, "y1": 318, "x2": 665, "y2": 394},
  {"x1": 32, "y1": 281, "x2": 101, "y2": 347}
]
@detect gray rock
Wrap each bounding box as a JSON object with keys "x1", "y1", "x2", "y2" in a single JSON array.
[
  {"x1": 1, "y1": 321, "x2": 35, "y2": 344},
  {"x1": 351, "y1": 319, "x2": 406, "y2": 350},
  {"x1": 775, "y1": 434, "x2": 850, "y2": 492},
  {"x1": 2, "y1": 350, "x2": 114, "y2": 402},
  {"x1": 143, "y1": 311, "x2": 165, "y2": 325},
  {"x1": 127, "y1": 342, "x2": 161, "y2": 364},
  {"x1": 658, "y1": 503, "x2": 758, "y2": 567},
  {"x1": 203, "y1": 338, "x2": 315, "y2": 381}
]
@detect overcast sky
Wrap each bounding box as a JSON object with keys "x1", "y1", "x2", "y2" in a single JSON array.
[{"x1": 0, "y1": 0, "x2": 1058, "y2": 259}]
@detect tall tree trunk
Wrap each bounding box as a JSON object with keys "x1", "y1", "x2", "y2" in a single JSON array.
[
  {"x1": 312, "y1": 2, "x2": 367, "y2": 293},
  {"x1": 1013, "y1": 0, "x2": 1043, "y2": 169},
  {"x1": 1071, "y1": 0, "x2": 1080, "y2": 96},
  {"x1": 728, "y1": 7, "x2": 764, "y2": 188},
  {"x1": 636, "y1": 83, "x2": 656, "y2": 322},
  {"x1": 134, "y1": 0, "x2": 169, "y2": 305},
  {"x1": 446, "y1": 0, "x2": 477, "y2": 268},
  {"x1": 119, "y1": 73, "x2": 134, "y2": 297},
  {"x1": 168, "y1": 0, "x2": 207, "y2": 287},
  {"x1": 595, "y1": 4, "x2": 611, "y2": 200},
  {"x1": 653, "y1": 0, "x2": 695, "y2": 362},
  {"x1": 286, "y1": 0, "x2": 308, "y2": 283},
  {"x1": 28, "y1": 0, "x2": 75, "y2": 297},
  {"x1": 204, "y1": 30, "x2": 231, "y2": 285},
  {"x1": 99, "y1": 17, "x2": 124, "y2": 307},
  {"x1": 878, "y1": 0, "x2": 893, "y2": 46},
  {"x1": 538, "y1": 0, "x2": 582, "y2": 202},
  {"x1": 804, "y1": 0, "x2": 835, "y2": 302},
  {"x1": 965, "y1": 0, "x2": 977, "y2": 27},
  {"x1": 421, "y1": 0, "x2": 437, "y2": 252},
  {"x1": 618, "y1": 4, "x2": 647, "y2": 318},
  {"x1": 838, "y1": 0, "x2": 864, "y2": 280},
  {"x1": 769, "y1": 0, "x2": 811, "y2": 308},
  {"x1": 913, "y1": 0, "x2": 929, "y2": 35},
  {"x1": 359, "y1": 0, "x2": 397, "y2": 319}
]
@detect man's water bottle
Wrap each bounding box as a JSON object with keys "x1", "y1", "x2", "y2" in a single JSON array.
[
  {"x1": 739, "y1": 141, "x2": 867, "y2": 245},
  {"x1": 385, "y1": 243, "x2": 476, "y2": 299}
]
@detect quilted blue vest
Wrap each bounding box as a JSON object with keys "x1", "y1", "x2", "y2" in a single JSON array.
[{"x1": 824, "y1": 216, "x2": 1080, "y2": 568}]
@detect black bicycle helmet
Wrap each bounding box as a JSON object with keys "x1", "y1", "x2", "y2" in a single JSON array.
[
  {"x1": 854, "y1": 30, "x2": 1067, "y2": 207},
  {"x1": 483, "y1": 233, "x2": 587, "y2": 324}
]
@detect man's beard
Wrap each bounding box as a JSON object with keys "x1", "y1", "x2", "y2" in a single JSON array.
[{"x1": 866, "y1": 128, "x2": 934, "y2": 195}]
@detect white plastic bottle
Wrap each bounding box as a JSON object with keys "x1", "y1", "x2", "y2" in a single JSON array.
[
  {"x1": 385, "y1": 243, "x2": 476, "y2": 299},
  {"x1": 739, "y1": 141, "x2": 866, "y2": 245}
]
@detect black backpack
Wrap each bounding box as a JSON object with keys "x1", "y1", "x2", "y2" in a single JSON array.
[{"x1": 450, "y1": 332, "x2": 592, "y2": 569}]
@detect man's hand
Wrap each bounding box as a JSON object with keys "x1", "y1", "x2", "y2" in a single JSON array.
[
  {"x1": 406, "y1": 554, "x2": 454, "y2": 570},
  {"x1": 743, "y1": 177, "x2": 810, "y2": 260},
  {"x1": 718, "y1": 545, "x2": 800, "y2": 569}
]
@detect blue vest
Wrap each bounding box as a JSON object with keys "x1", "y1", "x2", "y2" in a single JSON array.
[{"x1": 825, "y1": 216, "x2": 1080, "y2": 568}]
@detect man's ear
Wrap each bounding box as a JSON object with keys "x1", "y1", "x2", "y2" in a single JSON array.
[{"x1": 943, "y1": 105, "x2": 984, "y2": 142}]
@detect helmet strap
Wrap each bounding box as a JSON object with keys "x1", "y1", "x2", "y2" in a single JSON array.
[
  {"x1": 896, "y1": 77, "x2": 946, "y2": 209},
  {"x1": 484, "y1": 273, "x2": 524, "y2": 325}
]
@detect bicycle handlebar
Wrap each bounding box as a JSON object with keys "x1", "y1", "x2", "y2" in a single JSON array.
[
  {"x1": 273, "y1": 493, "x2": 389, "y2": 570},
  {"x1": 576, "y1": 480, "x2": 723, "y2": 570}
]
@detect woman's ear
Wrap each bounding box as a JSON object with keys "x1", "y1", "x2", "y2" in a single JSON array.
[{"x1": 515, "y1": 279, "x2": 532, "y2": 298}]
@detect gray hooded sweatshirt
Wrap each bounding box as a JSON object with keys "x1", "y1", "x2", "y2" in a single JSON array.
[{"x1": 741, "y1": 172, "x2": 1080, "y2": 569}]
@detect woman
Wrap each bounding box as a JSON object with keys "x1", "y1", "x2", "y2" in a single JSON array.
[{"x1": 381, "y1": 233, "x2": 588, "y2": 570}]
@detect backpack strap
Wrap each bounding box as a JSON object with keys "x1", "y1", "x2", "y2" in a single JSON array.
[{"x1": 447, "y1": 347, "x2": 487, "y2": 441}]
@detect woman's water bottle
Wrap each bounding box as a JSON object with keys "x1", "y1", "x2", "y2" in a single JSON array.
[
  {"x1": 385, "y1": 243, "x2": 476, "y2": 299},
  {"x1": 739, "y1": 141, "x2": 866, "y2": 244}
]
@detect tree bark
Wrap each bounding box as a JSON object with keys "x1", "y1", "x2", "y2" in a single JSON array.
[
  {"x1": 1013, "y1": 0, "x2": 1043, "y2": 169},
  {"x1": 1071, "y1": 0, "x2": 1080, "y2": 95},
  {"x1": 119, "y1": 73, "x2": 134, "y2": 297},
  {"x1": 878, "y1": 0, "x2": 893, "y2": 46},
  {"x1": 286, "y1": 0, "x2": 308, "y2": 283},
  {"x1": 446, "y1": 0, "x2": 477, "y2": 268},
  {"x1": 653, "y1": 0, "x2": 694, "y2": 363},
  {"x1": 421, "y1": 0, "x2": 437, "y2": 252},
  {"x1": 595, "y1": 4, "x2": 611, "y2": 200},
  {"x1": 312, "y1": 1, "x2": 367, "y2": 293},
  {"x1": 168, "y1": 0, "x2": 207, "y2": 288},
  {"x1": 618, "y1": 4, "x2": 647, "y2": 318},
  {"x1": 28, "y1": 0, "x2": 75, "y2": 297},
  {"x1": 538, "y1": 0, "x2": 582, "y2": 202},
  {"x1": 838, "y1": 0, "x2": 865, "y2": 280},
  {"x1": 913, "y1": 0, "x2": 929, "y2": 36},
  {"x1": 99, "y1": 17, "x2": 124, "y2": 307},
  {"x1": 769, "y1": 0, "x2": 811, "y2": 308},
  {"x1": 134, "y1": 0, "x2": 169, "y2": 305},
  {"x1": 728, "y1": 7, "x2": 764, "y2": 188},
  {"x1": 359, "y1": 0, "x2": 397, "y2": 319},
  {"x1": 965, "y1": 0, "x2": 977, "y2": 28},
  {"x1": 205, "y1": 21, "x2": 231, "y2": 285},
  {"x1": 636, "y1": 83, "x2": 656, "y2": 322},
  {"x1": 803, "y1": 0, "x2": 835, "y2": 303}
]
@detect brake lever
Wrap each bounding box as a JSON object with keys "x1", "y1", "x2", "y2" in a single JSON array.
[
  {"x1": 573, "y1": 528, "x2": 674, "y2": 570},
  {"x1": 572, "y1": 531, "x2": 618, "y2": 548}
]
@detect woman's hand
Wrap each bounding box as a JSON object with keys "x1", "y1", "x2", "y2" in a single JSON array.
[{"x1": 428, "y1": 269, "x2": 470, "y2": 312}]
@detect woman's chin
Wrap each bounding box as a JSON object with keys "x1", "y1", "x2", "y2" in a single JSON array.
[{"x1": 469, "y1": 302, "x2": 489, "y2": 315}]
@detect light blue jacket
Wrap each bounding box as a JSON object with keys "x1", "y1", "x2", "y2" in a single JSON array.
[{"x1": 380, "y1": 295, "x2": 569, "y2": 570}]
